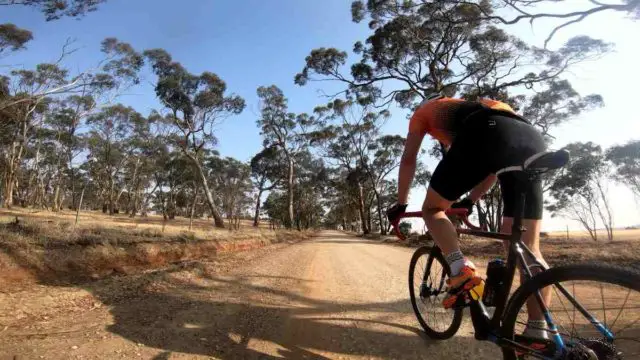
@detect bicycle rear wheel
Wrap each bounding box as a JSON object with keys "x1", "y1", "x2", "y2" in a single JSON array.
[
  {"x1": 408, "y1": 245, "x2": 463, "y2": 339},
  {"x1": 500, "y1": 263, "x2": 640, "y2": 359}
]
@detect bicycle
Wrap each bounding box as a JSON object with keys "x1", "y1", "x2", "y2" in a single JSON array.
[{"x1": 391, "y1": 150, "x2": 640, "y2": 359}]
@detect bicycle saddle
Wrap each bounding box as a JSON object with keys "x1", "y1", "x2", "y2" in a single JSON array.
[
  {"x1": 496, "y1": 150, "x2": 570, "y2": 175},
  {"x1": 524, "y1": 150, "x2": 570, "y2": 171}
]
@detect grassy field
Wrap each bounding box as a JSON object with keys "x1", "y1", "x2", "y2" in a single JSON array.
[
  {"x1": 0, "y1": 208, "x2": 311, "y2": 289},
  {"x1": 545, "y1": 228, "x2": 640, "y2": 241},
  {"x1": 458, "y1": 232, "x2": 640, "y2": 268},
  {"x1": 0, "y1": 208, "x2": 272, "y2": 238},
  {"x1": 387, "y1": 220, "x2": 640, "y2": 269}
]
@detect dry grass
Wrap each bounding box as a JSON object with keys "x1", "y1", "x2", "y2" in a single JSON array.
[
  {"x1": 0, "y1": 209, "x2": 312, "y2": 287},
  {"x1": 457, "y1": 235, "x2": 640, "y2": 269},
  {"x1": 0, "y1": 208, "x2": 272, "y2": 240},
  {"x1": 381, "y1": 226, "x2": 640, "y2": 269},
  {"x1": 545, "y1": 228, "x2": 640, "y2": 242}
]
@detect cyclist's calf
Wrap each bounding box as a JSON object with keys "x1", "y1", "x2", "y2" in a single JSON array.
[
  {"x1": 502, "y1": 216, "x2": 550, "y2": 323},
  {"x1": 422, "y1": 190, "x2": 460, "y2": 256},
  {"x1": 501, "y1": 217, "x2": 547, "y2": 270}
]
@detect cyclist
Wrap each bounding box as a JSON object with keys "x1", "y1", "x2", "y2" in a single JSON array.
[{"x1": 386, "y1": 93, "x2": 550, "y2": 340}]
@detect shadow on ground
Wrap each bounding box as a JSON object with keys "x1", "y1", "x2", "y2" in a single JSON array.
[{"x1": 88, "y1": 267, "x2": 490, "y2": 359}]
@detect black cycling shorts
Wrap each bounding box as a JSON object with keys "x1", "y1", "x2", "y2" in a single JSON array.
[{"x1": 429, "y1": 113, "x2": 546, "y2": 219}]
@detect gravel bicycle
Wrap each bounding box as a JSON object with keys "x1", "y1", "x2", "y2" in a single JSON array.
[{"x1": 392, "y1": 150, "x2": 640, "y2": 359}]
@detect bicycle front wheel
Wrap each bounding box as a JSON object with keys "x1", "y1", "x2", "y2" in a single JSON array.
[
  {"x1": 408, "y1": 245, "x2": 463, "y2": 339},
  {"x1": 501, "y1": 263, "x2": 640, "y2": 360}
]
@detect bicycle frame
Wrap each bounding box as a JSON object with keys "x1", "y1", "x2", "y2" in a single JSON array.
[
  {"x1": 392, "y1": 185, "x2": 615, "y2": 358},
  {"x1": 393, "y1": 198, "x2": 552, "y2": 329}
]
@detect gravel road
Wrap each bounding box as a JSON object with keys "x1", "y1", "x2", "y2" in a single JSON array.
[{"x1": 1, "y1": 231, "x2": 503, "y2": 359}]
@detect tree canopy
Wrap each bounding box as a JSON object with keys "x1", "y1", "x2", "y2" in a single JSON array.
[
  {"x1": 0, "y1": 23, "x2": 33, "y2": 54},
  {"x1": 296, "y1": 0, "x2": 611, "y2": 111},
  {"x1": 0, "y1": 0, "x2": 636, "y2": 236},
  {"x1": 0, "y1": 0, "x2": 107, "y2": 21}
]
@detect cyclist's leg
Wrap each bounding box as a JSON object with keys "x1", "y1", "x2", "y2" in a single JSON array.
[
  {"x1": 425, "y1": 136, "x2": 489, "y2": 258},
  {"x1": 500, "y1": 171, "x2": 551, "y2": 338},
  {"x1": 423, "y1": 189, "x2": 457, "y2": 254},
  {"x1": 425, "y1": 128, "x2": 489, "y2": 308},
  {"x1": 501, "y1": 218, "x2": 551, "y2": 313},
  {"x1": 424, "y1": 187, "x2": 485, "y2": 308}
]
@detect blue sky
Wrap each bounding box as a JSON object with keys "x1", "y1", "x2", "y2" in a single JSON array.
[
  {"x1": 2, "y1": 0, "x2": 639, "y2": 230},
  {"x1": 2, "y1": 0, "x2": 373, "y2": 161}
]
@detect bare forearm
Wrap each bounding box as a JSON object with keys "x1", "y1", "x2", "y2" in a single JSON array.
[
  {"x1": 398, "y1": 159, "x2": 416, "y2": 204},
  {"x1": 468, "y1": 174, "x2": 497, "y2": 202},
  {"x1": 397, "y1": 132, "x2": 424, "y2": 205}
]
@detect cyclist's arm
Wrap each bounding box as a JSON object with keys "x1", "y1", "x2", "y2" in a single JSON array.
[
  {"x1": 398, "y1": 132, "x2": 424, "y2": 204},
  {"x1": 468, "y1": 174, "x2": 497, "y2": 202}
]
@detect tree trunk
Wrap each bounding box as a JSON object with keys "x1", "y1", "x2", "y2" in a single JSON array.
[
  {"x1": 187, "y1": 153, "x2": 225, "y2": 228},
  {"x1": 189, "y1": 184, "x2": 199, "y2": 231},
  {"x1": 167, "y1": 183, "x2": 176, "y2": 220},
  {"x1": 125, "y1": 193, "x2": 131, "y2": 215},
  {"x1": 128, "y1": 188, "x2": 137, "y2": 218},
  {"x1": 27, "y1": 140, "x2": 41, "y2": 207},
  {"x1": 3, "y1": 168, "x2": 15, "y2": 208},
  {"x1": 158, "y1": 185, "x2": 167, "y2": 220},
  {"x1": 373, "y1": 189, "x2": 386, "y2": 235},
  {"x1": 59, "y1": 192, "x2": 66, "y2": 210},
  {"x1": 141, "y1": 181, "x2": 159, "y2": 217},
  {"x1": 69, "y1": 157, "x2": 77, "y2": 210},
  {"x1": 36, "y1": 178, "x2": 45, "y2": 209},
  {"x1": 3, "y1": 117, "x2": 28, "y2": 208},
  {"x1": 253, "y1": 189, "x2": 263, "y2": 227},
  {"x1": 571, "y1": 195, "x2": 599, "y2": 241},
  {"x1": 476, "y1": 203, "x2": 488, "y2": 229},
  {"x1": 53, "y1": 182, "x2": 61, "y2": 211},
  {"x1": 2, "y1": 143, "x2": 20, "y2": 208},
  {"x1": 75, "y1": 186, "x2": 85, "y2": 226},
  {"x1": 286, "y1": 157, "x2": 295, "y2": 229},
  {"x1": 377, "y1": 208, "x2": 385, "y2": 234},
  {"x1": 115, "y1": 188, "x2": 126, "y2": 210},
  {"x1": 357, "y1": 182, "x2": 369, "y2": 234},
  {"x1": 121, "y1": 158, "x2": 140, "y2": 217},
  {"x1": 595, "y1": 179, "x2": 614, "y2": 241},
  {"x1": 108, "y1": 177, "x2": 115, "y2": 215},
  {"x1": 51, "y1": 138, "x2": 65, "y2": 211},
  {"x1": 367, "y1": 203, "x2": 373, "y2": 233},
  {"x1": 496, "y1": 191, "x2": 503, "y2": 231}
]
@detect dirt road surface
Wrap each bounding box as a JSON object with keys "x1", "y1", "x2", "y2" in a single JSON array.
[{"x1": 1, "y1": 231, "x2": 502, "y2": 359}]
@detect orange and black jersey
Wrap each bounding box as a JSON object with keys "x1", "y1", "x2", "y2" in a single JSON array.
[
  {"x1": 409, "y1": 97, "x2": 517, "y2": 146},
  {"x1": 415, "y1": 97, "x2": 547, "y2": 219}
]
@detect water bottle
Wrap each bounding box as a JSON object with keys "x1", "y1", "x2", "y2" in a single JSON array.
[{"x1": 483, "y1": 258, "x2": 507, "y2": 307}]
